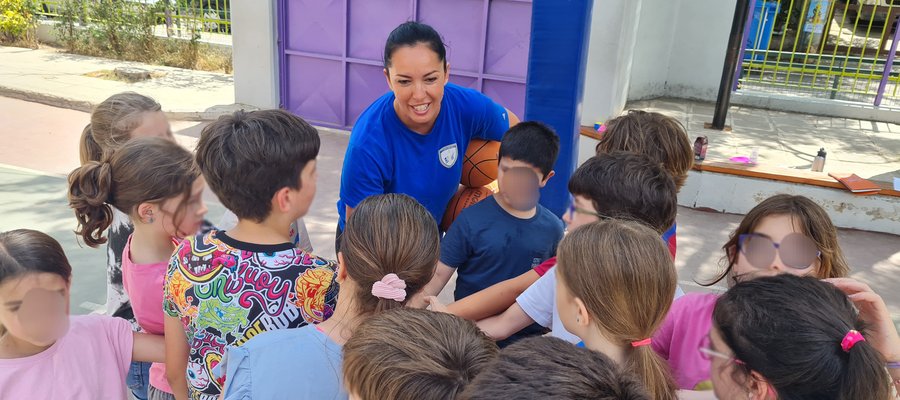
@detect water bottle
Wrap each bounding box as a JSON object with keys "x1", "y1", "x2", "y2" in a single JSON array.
[{"x1": 811, "y1": 148, "x2": 826, "y2": 172}]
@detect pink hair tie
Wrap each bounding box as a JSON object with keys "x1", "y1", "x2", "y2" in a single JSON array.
[
  {"x1": 631, "y1": 338, "x2": 652, "y2": 347},
  {"x1": 841, "y1": 330, "x2": 865, "y2": 352},
  {"x1": 371, "y1": 273, "x2": 407, "y2": 302}
]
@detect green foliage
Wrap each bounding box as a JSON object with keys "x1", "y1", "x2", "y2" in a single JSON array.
[{"x1": 0, "y1": 0, "x2": 37, "y2": 44}]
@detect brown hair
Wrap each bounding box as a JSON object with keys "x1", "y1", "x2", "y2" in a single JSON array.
[
  {"x1": 340, "y1": 193, "x2": 439, "y2": 315},
  {"x1": 195, "y1": 109, "x2": 320, "y2": 222},
  {"x1": 462, "y1": 336, "x2": 650, "y2": 400},
  {"x1": 343, "y1": 308, "x2": 499, "y2": 400},
  {"x1": 596, "y1": 110, "x2": 694, "y2": 192},
  {"x1": 79, "y1": 92, "x2": 164, "y2": 164},
  {"x1": 707, "y1": 194, "x2": 850, "y2": 286},
  {"x1": 68, "y1": 137, "x2": 199, "y2": 247},
  {"x1": 0, "y1": 229, "x2": 73, "y2": 336},
  {"x1": 556, "y1": 220, "x2": 678, "y2": 400}
]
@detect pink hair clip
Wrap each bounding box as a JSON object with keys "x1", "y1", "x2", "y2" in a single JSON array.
[
  {"x1": 840, "y1": 330, "x2": 865, "y2": 353},
  {"x1": 631, "y1": 338, "x2": 652, "y2": 347},
  {"x1": 371, "y1": 273, "x2": 407, "y2": 302}
]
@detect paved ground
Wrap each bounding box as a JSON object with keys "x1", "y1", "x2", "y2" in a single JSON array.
[
  {"x1": 1, "y1": 97, "x2": 897, "y2": 322},
  {"x1": 0, "y1": 46, "x2": 236, "y2": 119}
]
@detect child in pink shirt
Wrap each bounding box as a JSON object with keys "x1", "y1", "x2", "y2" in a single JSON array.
[
  {"x1": 652, "y1": 194, "x2": 851, "y2": 390},
  {"x1": 0, "y1": 229, "x2": 164, "y2": 399},
  {"x1": 69, "y1": 137, "x2": 208, "y2": 399}
]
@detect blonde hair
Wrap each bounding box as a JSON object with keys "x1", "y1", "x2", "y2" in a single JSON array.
[
  {"x1": 79, "y1": 92, "x2": 162, "y2": 164},
  {"x1": 556, "y1": 220, "x2": 678, "y2": 400}
]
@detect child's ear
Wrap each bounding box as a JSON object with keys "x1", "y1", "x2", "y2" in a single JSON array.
[
  {"x1": 271, "y1": 187, "x2": 292, "y2": 214},
  {"x1": 539, "y1": 170, "x2": 555, "y2": 187},
  {"x1": 137, "y1": 203, "x2": 156, "y2": 224},
  {"x1": 747, "y1": 370, "x2": 774, "y2": 400},
  {"x1": 336, "y1": 252, "x2": 348, "y2": 283},
  {"x1": 574, "y1": 297, "x2": 591, "y2": 328}
]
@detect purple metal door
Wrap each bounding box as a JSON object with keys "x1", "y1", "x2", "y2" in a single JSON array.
[{"x1": 278, "y1": 0, "x2": 533, "y2": 129}]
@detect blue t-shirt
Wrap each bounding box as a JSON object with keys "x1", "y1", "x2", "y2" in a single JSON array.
[
  {"x1": 222, "y1": 325, "x2": 346, "y2": 400},
  {"x1": 337, "y1": 83, "x2": 510, "y2": 230},
  {"x1": 440, "y1": 195, "x2": 565, "y2": 300}
]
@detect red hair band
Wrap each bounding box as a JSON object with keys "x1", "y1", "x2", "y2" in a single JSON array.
[
  {"x1": 840, "y1": 330, "x2": 865, "y2": 353},
  {"x1": 631, "y1": 338, "x2": 652, "y2": 347}
]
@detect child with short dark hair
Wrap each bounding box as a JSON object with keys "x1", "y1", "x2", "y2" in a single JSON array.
[
  {"x1": 448, "y1": 152, "x2": 682, "y2": 344},
  {"x1": 433, "y1": 111, "x2": 692, "y2": 322},
  {"x1": 462, "y1": 336, "x2": 650, "y2": 400},
  {"x1": 163, "y1": 110, "x2": 338, "y2": 400},
  {"x1": 343, "y1": 308, "x2": 499, "y2": 400},
  {"x1": 424, "y1": 121, "x2": 564, "y2": 346}
]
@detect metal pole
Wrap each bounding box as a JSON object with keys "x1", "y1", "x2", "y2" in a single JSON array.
[
  {"x1": 874, "y1": 11, "x2": 900, "y2": 107},
  {"x1": 712, "y1": 0, "x2": 752, "y2": 130},
  {"x1": 733, "y1": 0, "x2": 758, "y2": 91}
]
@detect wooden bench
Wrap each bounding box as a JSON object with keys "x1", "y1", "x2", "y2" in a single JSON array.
[{"x1": 578, "y1": 125, "x2": 899, "y2": 198}]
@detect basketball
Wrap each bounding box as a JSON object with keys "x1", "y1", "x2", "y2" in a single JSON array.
[
  {"x1": 461, "y1": 139, "x2": 500, "y2": 187},
  {"x1": 441, "y1": 185, "x2": 495, "y2": 231}
]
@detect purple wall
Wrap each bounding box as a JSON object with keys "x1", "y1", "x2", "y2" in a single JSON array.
[{"x1": 278, "y1": 0, "x2": 533, "y2": 129}]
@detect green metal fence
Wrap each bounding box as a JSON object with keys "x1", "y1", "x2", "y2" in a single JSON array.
[
  {"x1": 35, "y1": 0, "x2": 231, "y2": 38},
  {"x1": 737, "y1": 0, "x2": 900, "y2": 107}
]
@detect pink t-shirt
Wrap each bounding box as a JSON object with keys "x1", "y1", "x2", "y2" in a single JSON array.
[
  {"x1": 122, "y1": 235, "x2": 172, "y2": 393},
  {"x1": 652, "y1": 292, "x2": 719, "y2": 390},
  {"x1": 0, "y1": 315, "x2": 133, "y2": 399}
]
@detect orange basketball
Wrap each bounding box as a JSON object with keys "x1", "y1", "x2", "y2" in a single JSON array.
[
  {"x1": 441, "y1": 185, "x2": 495, "y2": 231},
  {"x1": 461, "y1": 139, "x2": 500, "y2": 187}
]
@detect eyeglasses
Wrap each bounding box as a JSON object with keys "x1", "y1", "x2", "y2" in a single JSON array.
[
  {"x1": 738, "y1": 233, "x2": 821, "y2": 270},
  {"x1": 699, "y1": 347, "x2": 744, "y2": 365},
  {"x1": 567, "y1": 195, "x2": 606, "y2": 220}
]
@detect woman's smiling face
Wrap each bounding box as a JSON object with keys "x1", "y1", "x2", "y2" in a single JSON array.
[{"x1": 384, "y1": 43, "x2": 449, "y2": 134}]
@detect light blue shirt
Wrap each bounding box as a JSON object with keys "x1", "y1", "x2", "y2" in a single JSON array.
[{"x1": 222, "y1": 325, "x2": 346, "y2": 400}]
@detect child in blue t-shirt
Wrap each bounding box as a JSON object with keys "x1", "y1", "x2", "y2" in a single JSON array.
[{"x1": 424, "y1": 121, "x2": 564, "y2": 346}]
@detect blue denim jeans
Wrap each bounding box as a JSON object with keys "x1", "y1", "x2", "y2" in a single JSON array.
[{"x1": 126, "y1": 361, "x2": 152, "y2": 400}]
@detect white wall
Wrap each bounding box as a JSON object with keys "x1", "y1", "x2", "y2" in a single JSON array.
[
  {"x1": 663, "y1": 0, "x2": 735, "y2": 101},
  {"x1": 232, "y1": 0, "x2": 279, "y2": 109}
]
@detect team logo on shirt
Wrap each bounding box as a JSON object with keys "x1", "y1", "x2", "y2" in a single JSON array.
[{"x1": 439, "y1": 143, "x2": 458, "y2": 168}]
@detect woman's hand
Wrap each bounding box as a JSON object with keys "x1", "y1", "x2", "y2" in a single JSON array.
[{"x1": 824, "y1": 278, "x2": 900, "y2": 362}]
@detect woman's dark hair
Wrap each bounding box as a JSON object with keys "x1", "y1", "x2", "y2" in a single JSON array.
[
  {"x1": 68, "y1": 137, "x2": 199, "y2": 247},
  {"x1": 0, "y1": 229, "x2": 73, "y2": 285},
  {"x1": 714, "y1": 274, "x2": 893, "y2": 400},
  {"x1": 383, "y1": 21, "x2": 447, "y2": 70},
  {"x1": 703, "y1": 194, "x2": 850, "y2": 286},
  {"x1": 341, "y1": 193, "x2": 440, "y2": 315}
]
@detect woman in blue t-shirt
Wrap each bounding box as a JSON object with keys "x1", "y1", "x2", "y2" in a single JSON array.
[{"x1": 337, "y1": 21, "x2": 519, "y2": 248}]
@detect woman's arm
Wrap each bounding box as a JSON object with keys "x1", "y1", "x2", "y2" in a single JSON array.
[
  {"x1": 505, "y1": 108, "x2": 520, "y2": 128},
  {"x1": 446, "y1": 269, "x2": 540, "y2": 321},
  {"x1": 132, "y1": 332, "x2": 165, "y2": 363},
  {"x1": 165, "y1": 315, "x2": 191, "y2": 400}
]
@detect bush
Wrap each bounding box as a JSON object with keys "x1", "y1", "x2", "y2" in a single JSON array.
[
  {"x1": 54, "y1": 0, "x2": 232, "y2": 73},
  {"x1": 0, "y1": 0, "x2": 37, "y2": 45}
]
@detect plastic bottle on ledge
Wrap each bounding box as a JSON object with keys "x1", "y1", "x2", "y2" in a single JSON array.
[{"x1": 811, "y1": 148, "x2": 826, "y2": 172}]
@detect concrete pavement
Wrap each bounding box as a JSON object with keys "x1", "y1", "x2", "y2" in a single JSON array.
[{"x1": 0, "y1": 45, "x2": 240, "y2": 120}]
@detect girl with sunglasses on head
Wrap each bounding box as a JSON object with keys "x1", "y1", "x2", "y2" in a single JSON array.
[{"x1": 652, "y1": 194, "x2": 851, "y2": 391}]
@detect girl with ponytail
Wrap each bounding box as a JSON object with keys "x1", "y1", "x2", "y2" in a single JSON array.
[
  {"x1": 68, "y1": 136, "x2": 207, "y2": 399},
  {"x1": 555, "y1": 219, "x2": 679, "y2": 400},
  {"x1": 221, "y1": 193, "x2": 440, "y2": 400},
  {"x1": 710, "y1": 274, "x2": 896, "y2": 399}
]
